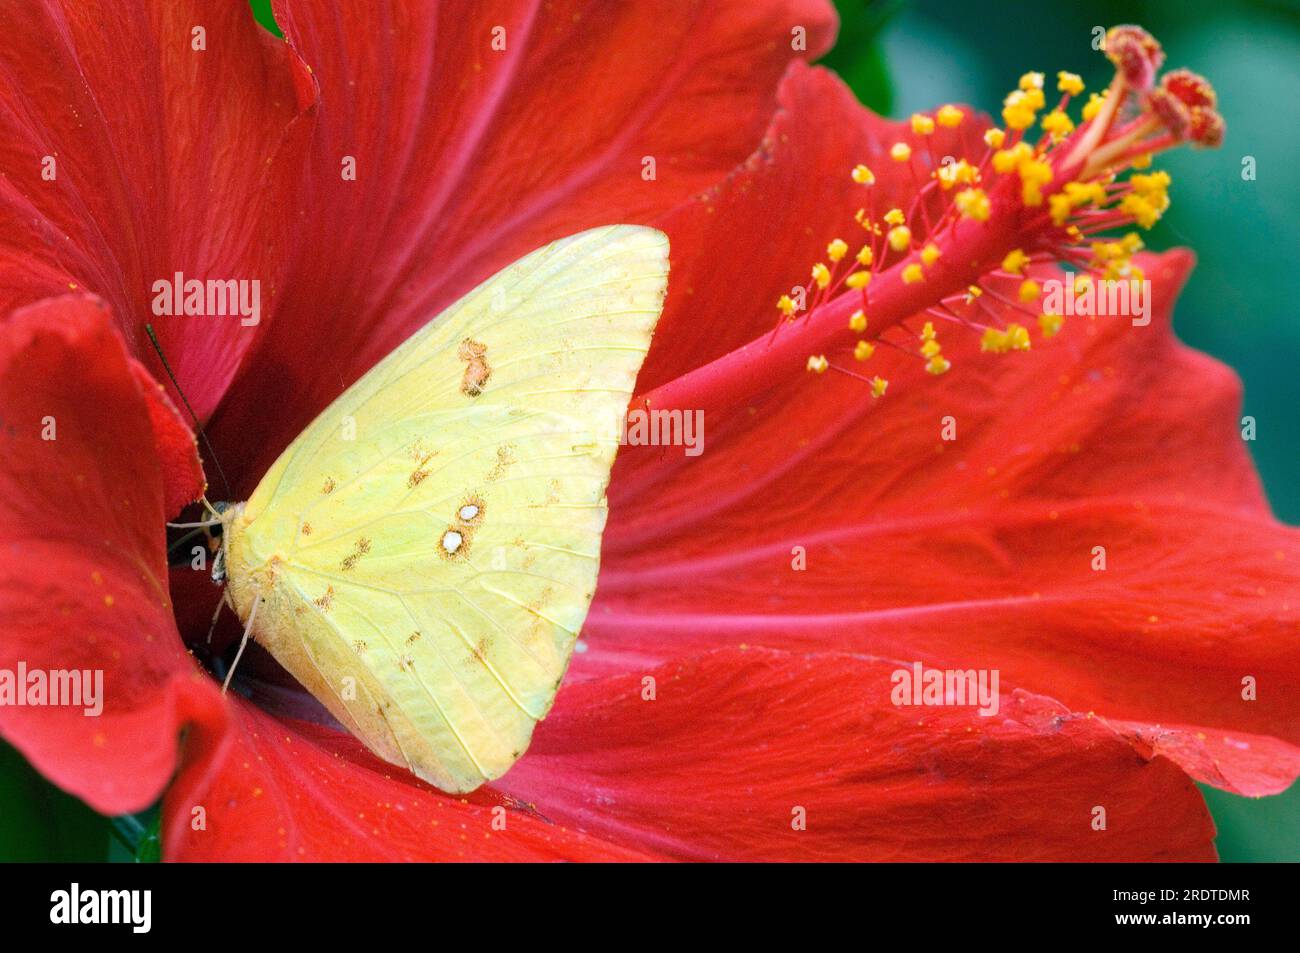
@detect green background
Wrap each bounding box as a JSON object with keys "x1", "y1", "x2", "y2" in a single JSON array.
[{"x1": 0, "y1": 0, "x2": 1294, "y2": 862}]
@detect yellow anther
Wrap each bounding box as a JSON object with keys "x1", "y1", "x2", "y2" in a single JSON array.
[
  {"x1": 854, "y1": 340, "x2": 875, "y2": 361},
  {"x1": 852, "y1": 164, "x2": 876, "y2": 185},
  {"x1": 920, "y1": 339, "x2": 941, "y2": 358},
  {"x1": 811, "y1": 262, "x2": 831, "y2": 289},
  {"x1": 984, "y1": 128, "x2": 1006, "y2": 149},
  {"x1": 1081, "y1": 92, "x2": 1105, "y2": 122},
  {"x1": 1041, "y1": 109, "x2": 1074, "y2": 140},
  {"x1": 981, "y1": 328, "x2": 1009, "y2": 353},
  {"x1": 777, "y1": 294, "x2": 797, "y2": 317},
  {"x1": 883, "y1": 208, "x2": 906, "y2": 226},
  {"x1": 1049, "y1": 193, "x2": 1073, "y2": 226},
  {"x1": 827, "y1": 238, "x2": 848, "y2": 263},
  {"x1": 1001, "y1": 248, "x2": 1030, "y2": 274},
  {"x1": 1038, "y1": 312, "x2": 1064, "y2": 337},
  {"x1": 992, "y1": 141, "x2": 1034, "y2": 174},
  {"x1": 848, "y1": 309, "x2": 867, "y2": 333},
  {"x1": 954, "y1": 188, "x2": 990, "y2": 222},
  {"x1": 936, "y1": 104, "x2": 964, "y2": 127},
  {"x1": 1018, "y1": 279, "x2": 1042, "y2": 303},
  {"x1": 911, "y1": 113, "x2": 936, "y2": 136},
  {"x1": 1017, "y1": 158, "x2": 1053, "y2": 206},
  {"x1": 966, "y1": 284, "x2": 983, "y2": 301},
  {"x1": 921, "y1": 243, "x2": 941, "y2": 266},
  {"x1": 890, "y1": 142, "x2": 912, "y2": 162},
  {"x1": 936, "y1": 158, "x2": 978, "y2": 190},
  {"x1": 806, "y1": 355, "x2": 829, "y2": 374},
  {"x1": 920, "y1": 321, "x2": 937, "y2": 341},
  {"x1": 1131, "y1": 152, "x2": 1153, "y2": 169},
  {"x1": 1057, "y1": 71, "x2": 1084, "y2": 96},
  {"x1": 845, "y1": 271, "x2": 871, "y2": 290},
  {"x1": 855, "y1": 245, "x2": 874, "y2": 267},
  {"x1": 925, "y1": 355, "x2": 951, "y2": 375},
  {"x1": 1019, "y1": 71, "x2": 1045, "y2": 91},
  {"x1": 887, "y1": 225, "x2": 912, "y2": 252},
  {"x1": 1002, "y1": 90, "x2": 1038, "y2": 131},
  {"x1": 870, "y1": 376, "x2": 889, "y2": 398},
  {"x1": 902, "y1": 263, "x2": 924, "y2": 284},
  {"x1": 1006, "y1": 323, "x2": 1032, "y2": 350}
]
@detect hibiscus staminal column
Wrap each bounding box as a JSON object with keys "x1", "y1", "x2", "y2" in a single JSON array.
[{"x1": 638, "y1": 25, "x2": 1223, "y2": 414}]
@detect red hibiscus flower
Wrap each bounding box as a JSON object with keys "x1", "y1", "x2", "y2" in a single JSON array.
[{"x1": 0, "y1": 3, "x2": 1295, "y2": 862}]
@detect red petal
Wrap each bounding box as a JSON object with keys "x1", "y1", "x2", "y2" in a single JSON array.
[
  {"x1": 0, "y1": 295, "x2": 226, "y2": 813},
  {"x1": 128, "y1": 361, "x2": 205, "y2": 517},
  {"x1": 163, "y1": 697, "x2": 654, "y2": 861},
  {"x1": 0, "y1": 0, "x2": 314, "y2": 419},
  {"x1": 501, "y1": 649, "x2": 1217, "y2": 860},
  {"x1": 210, "y1": 0, "x2": 838, "y2": 491},
  {"x1": 579, "y1": 63, "x2": 1300, "y2": 800}
]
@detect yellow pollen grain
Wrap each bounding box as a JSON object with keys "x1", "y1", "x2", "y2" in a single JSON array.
[
  {"x1": 1018, "y1": 279, "x2": 1042, "y2": 303},
  {"x1": 848, "y1": 309, "x2": 867, "y2": 333},
  {"x1": 851, "y1": 164, "x2": 875, "y2": 185},
  {"x1": 811, "y1": 262, "x2": 831, "y2": 289},
  {"x1": 887, "y1": 225, "x2": 912, "y2": 251},
  {"x1": 827, "y1": 238, "x2": 848, "y2": 262},
  {"x1": 902, "y1": 263, "x2": 924, "y2": 284},
  {"x1": 920, "y1": 243, "x2": 941, "y2": 266},
  {"x1": 806, "y1": 355, "x2": 828, "y2": 374},
  {"x1": 870, "y1": 376, "x2": 888, "y2": 398},
  {"x1": 845, "y1": 271, "x2": 871, "y2": 290},
  {"x1": 854, "y1": 340, "x2": 875, "y2": 361},
  {"x1": 889, "y1": 142, "x2": 912, "y2": 162},
  {"x1": 910, "y1": 113, "x2": 935, "y2": 136}
]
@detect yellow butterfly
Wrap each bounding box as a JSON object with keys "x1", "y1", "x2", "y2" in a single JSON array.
[{"x1": 206, "y1": 225, "x2": 668, "y2": 793}]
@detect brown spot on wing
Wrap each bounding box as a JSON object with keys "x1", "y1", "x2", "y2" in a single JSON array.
[
  {"x1": 458, "y1": 338, "x2": 491, "y2": 397},
  {"x1": 340, "y1": 537, "x2": 372, "y2": 571},
  {"x1": 322, "y1": 477, "x2": 336, "y2": 494},
  {"x1": 407, "y1": 451, "x2": 434, "y2": 488},
  {"x1": 314, "y1": 586, "x2": 335, "y2": 610}
]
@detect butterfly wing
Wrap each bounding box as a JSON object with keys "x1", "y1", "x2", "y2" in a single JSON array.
[{"x1": 224, "y1": 225, "x2": 669, "y2": 793}]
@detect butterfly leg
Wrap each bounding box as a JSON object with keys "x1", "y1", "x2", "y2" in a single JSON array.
[{"x1": 220, "y1": 593, "x2": 260, "y2": 695}]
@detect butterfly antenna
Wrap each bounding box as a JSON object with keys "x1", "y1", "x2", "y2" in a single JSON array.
[{"x1": 143, "y1": 323, "x2": 232, "y2": 500}]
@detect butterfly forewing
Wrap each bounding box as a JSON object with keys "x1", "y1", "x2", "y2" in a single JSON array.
[{"x1": 226, "y1": 225, "x2": 669, "y2": 792}]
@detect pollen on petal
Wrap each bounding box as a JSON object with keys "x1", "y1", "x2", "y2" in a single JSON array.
[
  {"x1": 889, "y1": 142, "x2": 912, "y2": 162},
  {"x1": 851, "y1": 164, "x2": 875, "y2": 185}
]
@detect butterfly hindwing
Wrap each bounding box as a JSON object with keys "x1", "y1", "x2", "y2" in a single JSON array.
[{"x1": 225, "y1": 225, "x2": 669, "y2": 792}]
